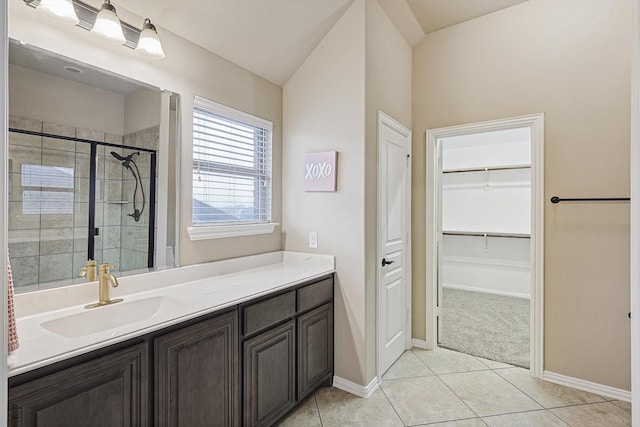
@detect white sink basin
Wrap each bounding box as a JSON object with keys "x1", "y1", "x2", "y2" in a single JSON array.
[{"x1": 41, "y1": 296, "x2": 184, "y2": 338}]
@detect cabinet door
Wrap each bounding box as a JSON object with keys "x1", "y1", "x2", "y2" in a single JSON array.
[
  {"x1": 8, "y1": 343, "x2": 149, "y2": 427},
  {"x1": 243, "y1": 320, "x2": 295, "y2": 427},
  {"x1": 298, "y1": 303, "x2": 334, "y2": 400},
  {"x1": 155, "y1": 310, "x2": 239, "y2": 427}
]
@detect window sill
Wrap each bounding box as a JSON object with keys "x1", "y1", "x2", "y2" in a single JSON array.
[{"x1": 187, "y1": 223, "x2": 279, "y2": 240}]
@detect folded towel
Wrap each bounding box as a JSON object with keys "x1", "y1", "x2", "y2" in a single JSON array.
[{"x1": 8, "y1": 254, "x2": 19, "y2": 353}]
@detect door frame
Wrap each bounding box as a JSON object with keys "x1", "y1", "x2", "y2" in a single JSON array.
[
  {"x1": 1, "y1": 0, "x2": 8, "y2": 418},
  {"x1": 630, "y1": 0, "x2": 639, "y2": 422},
  {"x1": 425, "y1": 114, "x2": 545, "y2": 377},
  {"x1": 376, "y1": 111, "x2": 412, "y2": 378}
]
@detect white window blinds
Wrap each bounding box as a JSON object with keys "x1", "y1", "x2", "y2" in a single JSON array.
[{"x1": 192, "y1": 97, "x2": 272, "y2": 225}]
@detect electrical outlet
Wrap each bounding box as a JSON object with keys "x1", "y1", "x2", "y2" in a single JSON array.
[{"x1": 309, "y1": 232, "x2": 318, "y2": 249}]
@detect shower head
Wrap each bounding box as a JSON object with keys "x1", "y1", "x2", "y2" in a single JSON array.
[
  {"x1": 110, "y1": 151, "x2": 146, "y2": 222},
  {"x1": 110, "y1": 151, "x2": 127, "y2": 162},
  {"x1": 110, "y1": 151, "x2": 140, "y2": 169}
]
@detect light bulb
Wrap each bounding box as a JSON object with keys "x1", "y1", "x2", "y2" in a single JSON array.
[
  {"x1": 91, "y1": 0, "x2": 126, "y2": 44},
  {"x1": 37, "y1": 0, "x2": 79, "y2": 25},
  {"x1": 135, "y1": 19, "x2": 166, "y2": 59}
]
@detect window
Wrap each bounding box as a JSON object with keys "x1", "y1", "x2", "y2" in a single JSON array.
[
  {"x1": 189, "y1": 96, "x2": 275, "y2": 239},
  {"x1": 21, "y1": 164, "x2": 75, "y2": 215}
]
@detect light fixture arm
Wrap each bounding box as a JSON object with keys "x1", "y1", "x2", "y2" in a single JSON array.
[{"x1": 23, "y1": 0, "x2": 142, "y2": 50}]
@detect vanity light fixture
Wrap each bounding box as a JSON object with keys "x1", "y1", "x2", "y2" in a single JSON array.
[
  {"x1": 36, "y1": 0, "x2": 79, "y2": 25},
  {"x1": 91, "y1": 0, "x2": 126, "y2": 44},
  {"x1": 135, "y1": 18, "x2": 165, "y2": 59},
  {"x1": 23, "y1": 0, "x2": 166, "y2": 59}
]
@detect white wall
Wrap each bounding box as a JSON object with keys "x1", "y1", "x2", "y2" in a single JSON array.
[
  {"x1": 441, "y1": 127, "x2": 531, "y2": 233},
  {"x1": 442, "y1": 168, "x2": 531, "y2": 234},
  {"x1": 441, "y1": 129, "x2": 531, "y2": 297},
  {"x1": 442, "y1": 127, "x2": 531, "y2": 170},
  {"x1": 9, "y1": 64, "x2": 125, "y2": 135},
  {"x1": 442, "y1": 235, "x2": 531, "y2": 297}
]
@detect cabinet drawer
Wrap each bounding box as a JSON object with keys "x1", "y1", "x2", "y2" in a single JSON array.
[
  {"x1": 297, "y1": 277, "x2": 333, "y2": 312},
  {"x1": 243, "y1": 291, "x2": 295, "y2": 336}
]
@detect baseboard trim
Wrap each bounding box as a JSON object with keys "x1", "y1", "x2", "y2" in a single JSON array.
[
  {"x1": 332, "y1": 375, "x2": 380, "y2": 398},
  {"x1": 411, "y1": 338, "x2": 430, "y2": 349},
  {"x1": 443, "y1": 283, "x2": 530, "y2": 299},
  {"x1": 543, "y1": 371, "x2": 631, "y2": 402}
]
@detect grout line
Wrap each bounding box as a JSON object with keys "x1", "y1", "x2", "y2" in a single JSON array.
[
  {"x1": 405, "y1": 416, "x2": 483, "y2": 426},
  {"x1": 481, "y1": 408, "x2": 570, "y2": 427},
  {"x1": 313, "y1": 391, "x2": 325, "y2": 427},
  {"x1": 432, "y1": 371, "x2": 482, "y2": 419},
  {"x1": 378, "y1": 381, "x2": 410, "y2": 426},
  {"x1": 490, "y1": 368, "x2": 549, "y2": 409}
]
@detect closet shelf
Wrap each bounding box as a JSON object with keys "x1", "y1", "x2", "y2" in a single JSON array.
[
  {"x1": 442, "y1": 164, "x2": 530, "y2": 174},
  {"x1": 443, "y1": 231, "x2": 530, "y2": 239}
]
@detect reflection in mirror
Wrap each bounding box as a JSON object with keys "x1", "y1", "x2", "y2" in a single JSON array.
[{"x1": 7, "y1": 39, "x2": 180, "y2": 293}]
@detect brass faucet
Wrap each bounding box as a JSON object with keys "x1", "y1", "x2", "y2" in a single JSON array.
[
  {"x1": 79, "y1": 260, "x2": 98, "y2": 282},
  {"x1": 85, "y1": 263, "x2": 123, "y2": 309}
]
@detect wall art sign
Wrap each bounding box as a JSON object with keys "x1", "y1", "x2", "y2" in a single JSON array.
[{"x1": 304, "y1": 151, "x2": 338, "y2": 192}]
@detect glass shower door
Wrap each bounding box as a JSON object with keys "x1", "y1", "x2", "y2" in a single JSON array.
[{"x1": 8, "y1": 123, "x2": 92, "y2": 291}]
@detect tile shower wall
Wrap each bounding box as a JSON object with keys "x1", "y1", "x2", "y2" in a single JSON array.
[
  {"x1": 8, "y1": 115, "x2": 124, "y2": 292},
  {"x1": 119, "y1": 126, "x2": 158, "y2": 273}
]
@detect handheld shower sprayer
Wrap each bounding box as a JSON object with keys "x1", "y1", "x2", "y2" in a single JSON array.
[{"x1": 110, "y1": 151, "x2": 145, "y2": 222}]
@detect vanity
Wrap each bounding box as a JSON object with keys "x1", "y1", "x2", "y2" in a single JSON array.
[{"x1": 7, "y1": 251, "x2": 335, "y2": 427}]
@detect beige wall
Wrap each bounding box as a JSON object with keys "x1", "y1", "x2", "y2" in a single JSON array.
[
  {"x1": 283, "y1": 0, "x2": 411, "y2": 386},
  {"x1": 283, "y1": 0, "x2": 367, "y2": 384},
  {"x1": 412, "y1": 0, "x2": 632, "y2": 390},
  {"x1": 124, "y1": 88, "x2": 161, "y2": 134},
  {"x1": 364, "y1": 0, "x2": 412, "y2": 380},
  {"x1": 8, "y1": 0, "x2": 283, "y2": 267},
  {"x1": 9, "y1": 64, "x2": 125, "y2": 135}
]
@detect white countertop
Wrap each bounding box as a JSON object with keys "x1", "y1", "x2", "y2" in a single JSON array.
[{"x1": 8, "y1": 251, "x2": 335, "y2": 377}]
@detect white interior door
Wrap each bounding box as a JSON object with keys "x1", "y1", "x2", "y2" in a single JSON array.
[{"x1": 378, "y1": 111, "x2": 411, "y2": 376}]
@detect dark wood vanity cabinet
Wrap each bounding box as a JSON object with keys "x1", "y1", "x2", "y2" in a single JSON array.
[
  {"x1": 8, "y1": 274, "x2": 333, "y2": 427},
  {"x1": 298, "y1": 303, "x2": 333, "y2": 401},
  {"x1": 241, "y1": 276, "x2": 334, "y2": 427},
  {"x1": 8, "y1": 343, "x2": 149, "y2": 427},
  {"x1": 155, "y1": 310, "x2": 239, "y2": 427},
  {"x1": 243, "y1": 320, "x2": 296, "y2": 426}
]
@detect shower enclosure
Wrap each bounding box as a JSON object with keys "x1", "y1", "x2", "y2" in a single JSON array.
[{"x1": 8, "y1": 119, "x2": 157, "y2": 292}]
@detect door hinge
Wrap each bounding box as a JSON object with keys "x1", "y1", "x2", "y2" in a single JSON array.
[{"x1": 435, "y1": 306, "x2": 441, "y2": 317}]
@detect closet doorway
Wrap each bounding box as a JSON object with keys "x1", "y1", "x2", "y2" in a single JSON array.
[{"x1": 426, "y1": 114, "x2": 544, "y2": 376}]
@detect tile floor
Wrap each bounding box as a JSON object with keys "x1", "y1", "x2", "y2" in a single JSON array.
[{"x1": 277, "y1": 347, "x2": 631, "y2": 427}]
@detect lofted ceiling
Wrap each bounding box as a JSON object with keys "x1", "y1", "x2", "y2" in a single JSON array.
[
  {"x1": 407, "y1": 0, "x2": 527, "y2": 34},
  {"x1": 115, "y1": 0, "x2": 527, "y2": 86}
]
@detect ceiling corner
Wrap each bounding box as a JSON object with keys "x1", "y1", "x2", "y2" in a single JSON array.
[{"x1": 376, "y1": 0, "x2": 425, "y2": 47}]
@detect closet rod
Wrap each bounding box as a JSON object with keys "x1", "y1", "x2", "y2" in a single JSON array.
[
  {"x1": 442, "y1": 231, "x2": 530, "y2": 239},
  {"x1": 550, "y1": 196, "x2": 630, "y2": 204},
  {"x1": 442, "y1": 164, "x2": 530, "y2": 174}
]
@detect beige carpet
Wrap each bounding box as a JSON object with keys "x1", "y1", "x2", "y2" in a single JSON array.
[{"x1": 439, "y1": 287, "x2": 530, "y2": 368}]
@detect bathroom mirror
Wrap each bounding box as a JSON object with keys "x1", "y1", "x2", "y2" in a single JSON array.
[{"x1": 7, "y1": 39, "x2": 180, "y2": 293}]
